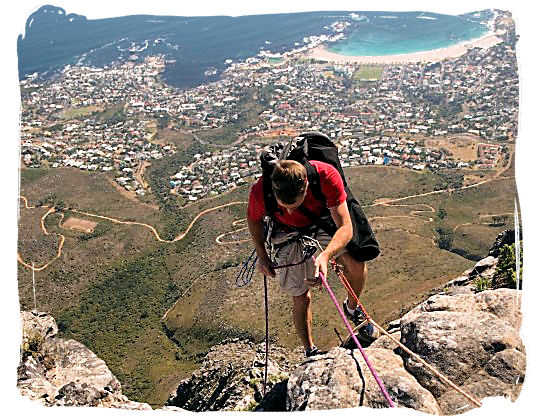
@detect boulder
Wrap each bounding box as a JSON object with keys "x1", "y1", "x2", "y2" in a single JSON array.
[
  {"x1": 437, "y1": 348, "x2": 526, "y2": 414},
  {"x1": 166, "y1": 339, "x2": 298, "y2": 411},
  {"x1": 399, "y1": 290, "x2": 524, "y2": 412},
  {"x1": 17, "y1": 311, "x2": 151, "y2": 410},
  {"x1": 471, "y1": 256, "x2": 498, "y2": 276},
  {"x1": 286, "y1": 346, "x2": 440, "y2": 414},
  {"x1": 21, "y1": 310, "x2": 58, "y2": 341},
  {"x1": 488, "y1": 229, "x2": 517, "y2": 257}
]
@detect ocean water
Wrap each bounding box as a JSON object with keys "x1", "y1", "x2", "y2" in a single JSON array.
[
  {"x1": 329, "y1": 11, "x2": 490, "y2": 56},
  {"x1": 17, "y1": 6, "x2": 492, "y2": 89}
]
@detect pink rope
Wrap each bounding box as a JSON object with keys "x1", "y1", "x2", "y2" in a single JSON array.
[{"x1": 313, "y1": 257, "x2": 396, "y2": 408}]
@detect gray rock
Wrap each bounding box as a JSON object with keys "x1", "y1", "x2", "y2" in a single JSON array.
[
  {"x1": 286, "y1": 348, "x2": 360, "y2": 411},
  {"x1": 488, "y1": 229, "x2": 517, "y2": 257},
  {"x1": 444, "y1": 275, "x2": 471, "y2": 287},
  {"x1": 472, "y1": 256, "x2": 498, "y2": 275},
  {"x1": 286, "y1": 347, "x2": 440, "y2": 414},
  {"x1": 403, "y1": 289, "x2": 522, "y2": 331},
  {"x1": 21, "y1": 310, "x2": 58, "y2": 341},
  {"x1": 54, "y1": 382, "x2": 104, "y2": 407},
  {"x1": 437, "y1": 349, "x2": 526, "y2": 414},
  {"x1": 400, "y1": 293, "x2": 524, "y2": 401},
  {"x1": 166, "y1": 339, "x2": 294, "y2": 411},
  {"x1": 17, "y1": 311, "x2": 151, "y2": 410},
  {"x1": 371, "y1": 331, "x2": 401, "y2": 351},
  {"x1": 474, "y1": 289, "x2": 522, "y2": 330},
  {"x1": 41, "y1": 338, "x2": 122, "y2": 396}
]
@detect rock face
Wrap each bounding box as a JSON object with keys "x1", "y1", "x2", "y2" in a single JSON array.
[
  {"x1": 165, "y1": 338, "x2": 304, "y2": 411},
  {"x1": 17, "y1": 311, "x2": 152, "y2": 410},
  {"x1": 400, "y1": 289, "x2": 524, "y2": 414},
  {"x1": 286, "y1": 346, "x2": 441, "y2": 413}
]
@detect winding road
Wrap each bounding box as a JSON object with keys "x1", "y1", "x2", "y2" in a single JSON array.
[{"x1": 18, "y1": 196, "x2": 246, "y2": 271}]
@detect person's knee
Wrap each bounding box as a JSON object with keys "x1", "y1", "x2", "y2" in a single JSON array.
[{"x1": 337, "y1": 253, "x2": 367, "y2": 278}]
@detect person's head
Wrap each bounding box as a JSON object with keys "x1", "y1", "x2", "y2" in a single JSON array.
[{"x1": 271, "y1": 160, "x2": 308, "y2": 211}]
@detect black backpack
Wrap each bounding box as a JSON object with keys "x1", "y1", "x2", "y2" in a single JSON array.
[{"x1": 259, "y1": 132, "x2": 380, "y2": 262}]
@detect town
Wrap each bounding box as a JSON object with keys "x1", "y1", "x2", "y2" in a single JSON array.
[{"x1": 19, "y1": 11, "x2": 517, "y2": 203}]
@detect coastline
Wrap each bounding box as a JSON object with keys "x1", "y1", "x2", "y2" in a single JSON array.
[{"x1": 305, "y1": 30, "x2": 504, "y2": 65}]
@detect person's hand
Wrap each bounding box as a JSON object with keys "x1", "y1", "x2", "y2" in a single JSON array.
[
  {"x1": 313, "y1": 251, "x2": 330, "y2": 280},
  {"x1": 257, "y1": 256, "x2": 276, "y2": 278}
]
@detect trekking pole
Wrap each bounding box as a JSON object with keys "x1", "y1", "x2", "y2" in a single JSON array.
[{"x1": 312, "y1": 257, "x2": 396, "y2": 408}]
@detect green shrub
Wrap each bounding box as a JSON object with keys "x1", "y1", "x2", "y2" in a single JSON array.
[
  {"x1": 492, "y1": 242, "x2": 523, "y2": 289},
  {"x1": 21, "y1": 333, "x2": 44, "y2": 361},
  {"x1": 436, "y1": 226, "x2": 453, "y2": 250},
  {"x1": 473, "y1": 276, "x2": 492, "y2": 292}
]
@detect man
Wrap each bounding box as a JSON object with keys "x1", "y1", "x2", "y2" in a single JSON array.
[{"x1": 247, "y1": 159, "x2": 379, "y2": 357}]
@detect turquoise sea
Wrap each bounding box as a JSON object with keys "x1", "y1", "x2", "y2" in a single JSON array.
[{"x1": 329, "y1": 11, "x2": 490, "y2": 56}]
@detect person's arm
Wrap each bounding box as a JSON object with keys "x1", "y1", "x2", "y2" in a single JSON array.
[
  {"x1": 247, "y1": 216, "x2": 276, "y2": 278},
  {"x1": 313, "y1": 200, "x2": 352, "y2": 279}
]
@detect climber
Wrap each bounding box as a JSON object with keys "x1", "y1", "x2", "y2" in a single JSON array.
[{"x1": 247, "y1": 158, "x2": 379, "y2": 357}]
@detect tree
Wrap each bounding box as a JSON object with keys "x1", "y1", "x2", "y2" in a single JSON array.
[
  {"x1": 436, "y1": 208, "x2": 447, "y2": 220},
  {"x1": 492, "y1": 243, "x2": 523, "y2": 289},
  {"x1": 436, "y1": 226, "x2": 453, "y2": 250}
]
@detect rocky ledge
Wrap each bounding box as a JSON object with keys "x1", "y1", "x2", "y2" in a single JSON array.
[{"x1": 17, "y1": 310, "x2": 154, "y2": 409}]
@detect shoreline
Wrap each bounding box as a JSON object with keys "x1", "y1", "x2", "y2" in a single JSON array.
[{"x1": 305, "y1": 30, "x2": 504, "y2": 65}]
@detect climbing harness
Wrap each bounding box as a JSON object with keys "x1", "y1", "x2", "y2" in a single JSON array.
[{"x1": 235, "y1": 233, "x2": 318, "y2": 287}]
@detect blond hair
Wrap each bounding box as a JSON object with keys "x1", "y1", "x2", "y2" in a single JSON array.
[{"x1": 271, "y1": 160, "x2": 307, "y2": 204}]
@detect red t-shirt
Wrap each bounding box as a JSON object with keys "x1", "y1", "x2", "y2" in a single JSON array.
[{"x1": 247, "y1": 160, "x2": 347, "y2": 228}]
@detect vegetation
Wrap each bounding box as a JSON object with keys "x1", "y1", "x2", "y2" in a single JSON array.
[
  {"x1": 94, "y1": 103, "x2": 128, "y2": 124},
  {"x1": 493, "y1": 242, "x2": 523, "y2": 289},
  {"x1": 56, "y1": 245, "x2": 184, "y2": 405},
  {"x1": 435, "y1": 226, "x2": 454, "y2": 250},
  {"x1": 21, "y1": 333, "x2": 44, "y2": 362},
  {"x1": 436, "y1": 208, "x2": 447, "y2": 219},
  {"x1": 20, "y1": 167, "x2": 50, "y2": 184},
  {"x1": 474, "y1": 242, "x2": 523, "y2": 292},
  {"x1": 354, "y1": 65, "x2": 384, "y2": 80},
  {"x1": 61, "y1": 105, "x2": 102, "y2": 120}
]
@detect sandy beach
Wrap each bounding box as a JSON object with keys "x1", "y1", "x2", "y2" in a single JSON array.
[{"x1": 306, "y1": 31, "x2": 504, "y2": 65}]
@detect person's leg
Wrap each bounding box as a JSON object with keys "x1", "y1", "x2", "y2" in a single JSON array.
[
  {"x1": 335, "y1": 252, "x2": 367, "y2": 310},
  {"x1": 292, "y1": 289, "x2": 314, "y2": 350}
]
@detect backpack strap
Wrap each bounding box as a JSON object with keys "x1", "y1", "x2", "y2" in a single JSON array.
[
  {"x1": 262, "y1": 175, "x2": 280, "y2": 217},
  {"x1": 302, "y1": 160, "x2": 325, "y2": 204}
]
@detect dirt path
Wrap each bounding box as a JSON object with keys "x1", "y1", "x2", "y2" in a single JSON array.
[
  {"x1": 17, "y1": 202, "x2": 66, "y2": 272},
  {"x1": 18, "y1": 195, "x2": 247, "y2": 272},
  {"x1": 215, "y1": 218, "x2": 249, "y2": 244}
]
